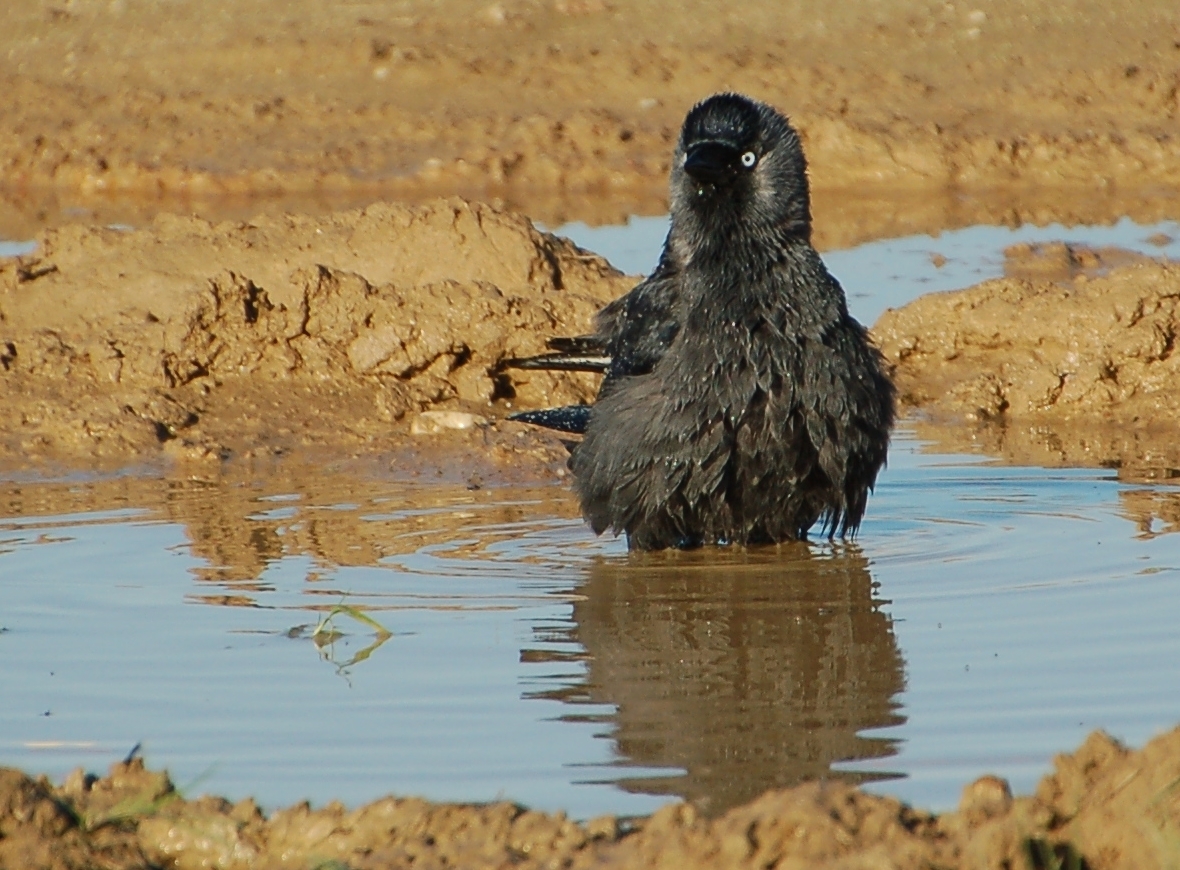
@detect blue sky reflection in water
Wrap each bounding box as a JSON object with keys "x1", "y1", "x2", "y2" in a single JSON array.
[
  {"x1": 0, "y1": 240, "x2": 36, "y2": 258},
  {"x1": 1, "y1": 217, "x2": 1180, "y2": 818},
  {"x1": 550, "y1": 214, "x2": 1180, "y2": 325}
]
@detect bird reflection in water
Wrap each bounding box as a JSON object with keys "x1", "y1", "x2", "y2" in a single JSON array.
[{"x1": 525, "y1": 544, "x2": 905, "y2": 815}]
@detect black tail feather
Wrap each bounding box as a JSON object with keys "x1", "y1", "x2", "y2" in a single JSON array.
[
  {"x1": 508, "y1": 405, "x2": 592, "y2": 434},
  {"x1": 502, "y1": 333, "x2": 610, "y2": 373},
  {"x1": 502, "y1": 352, "x2": 610, "y2": 373}
]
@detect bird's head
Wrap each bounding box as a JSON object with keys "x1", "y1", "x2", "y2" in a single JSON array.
[{"x1": 670, "y1": 93, "x2": 811, "y2": 245}]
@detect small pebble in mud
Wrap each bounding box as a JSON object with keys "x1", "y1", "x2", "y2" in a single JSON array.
[
  {"x1": 958, "y1": 774, "x2": 1013, "y2": 823},
  {"x1": 410, "y1": 410, "x2": 488, "y2": 434},
  {"x1": 584, "y1": 814, "x2": 620, "y2": 841}
]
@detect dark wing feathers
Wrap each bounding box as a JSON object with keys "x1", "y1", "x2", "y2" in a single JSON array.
[
  {"x1": 501, "y1": 250, "x2": 683, "y2": 434},
  {"x1": 507, "y1": 405, "x2": 593, "y2": 434}
]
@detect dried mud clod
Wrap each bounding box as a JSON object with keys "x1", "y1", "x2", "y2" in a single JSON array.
[
  {"x1": 871, "y1": 251, "x2": 1180, "y2": 479},
  {"x1": 3, "y1": 727, "x2": 1180, "y2": 870},
  {"x1": 0, "y1": 198, "x2": 632, "y2": 467}
]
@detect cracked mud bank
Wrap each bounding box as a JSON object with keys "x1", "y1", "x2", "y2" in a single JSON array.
[
  {"x1": 876, "y1": 242, "x2": 1180, "y2": 478},
  {"x1": 0, "y1": 199, "x2": 627, "y2": 469}
]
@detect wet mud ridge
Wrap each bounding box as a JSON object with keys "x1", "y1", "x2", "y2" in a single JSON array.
[
  {"x1": 2, "y1": 726, "x2": 1179, "y2": 870},
  {"x1": 875, "y1": 242, "x2": 1180, "y2": 479}
]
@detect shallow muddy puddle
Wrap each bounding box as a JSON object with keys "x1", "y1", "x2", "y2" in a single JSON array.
[
  {"x1": 3, "y1": 214, "x2": 1180, "y2": 821},
  {"x1": 4, "y1": 433, "x2": 1180, "y2": 820}
]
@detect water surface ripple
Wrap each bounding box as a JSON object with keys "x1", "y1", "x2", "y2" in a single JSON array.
[{"x1": 3, "y1": 428, "x2": 1179, "y2": 817}]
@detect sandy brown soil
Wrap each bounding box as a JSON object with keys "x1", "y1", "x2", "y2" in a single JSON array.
[
  {"x1": 3, "y1": 725, "x2": 1180, "y2": 870},
  {"x1": 1, "y1": 0, "x2": 1180, "y2": 240}
]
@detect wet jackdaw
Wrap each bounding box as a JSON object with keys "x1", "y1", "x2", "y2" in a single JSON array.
[{"x1": 509, "y1": 93, "x2": 895, "y2": 550}]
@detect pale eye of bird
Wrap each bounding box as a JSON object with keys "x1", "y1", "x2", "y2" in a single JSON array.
[{"x1": 741, "y1": 151, "x2": 757, "y2": 168}]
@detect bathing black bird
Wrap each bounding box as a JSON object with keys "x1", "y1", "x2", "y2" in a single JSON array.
[{"x1": 508, "y1": 93, "x2": 895, "y2": 550}]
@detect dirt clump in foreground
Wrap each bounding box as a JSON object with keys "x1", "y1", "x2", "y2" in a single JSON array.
[
  {"x1": 874, "y1": 244, "x2": 1180, "y2": 478},
  {"x1": 0, "y1": 197, "x2": 629, "y2": 468},
  {"x1": 2, "y1": 726, "x2": 1178, "y2": 870}
]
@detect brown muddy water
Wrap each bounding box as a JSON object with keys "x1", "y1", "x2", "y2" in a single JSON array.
[{"x1": 2, "y1": 218, "x2": 1180, "y2": 821}]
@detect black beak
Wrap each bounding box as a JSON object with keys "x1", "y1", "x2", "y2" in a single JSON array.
[{"x1": 683, "y1": 141, "x2": 741, "y2": 185}]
